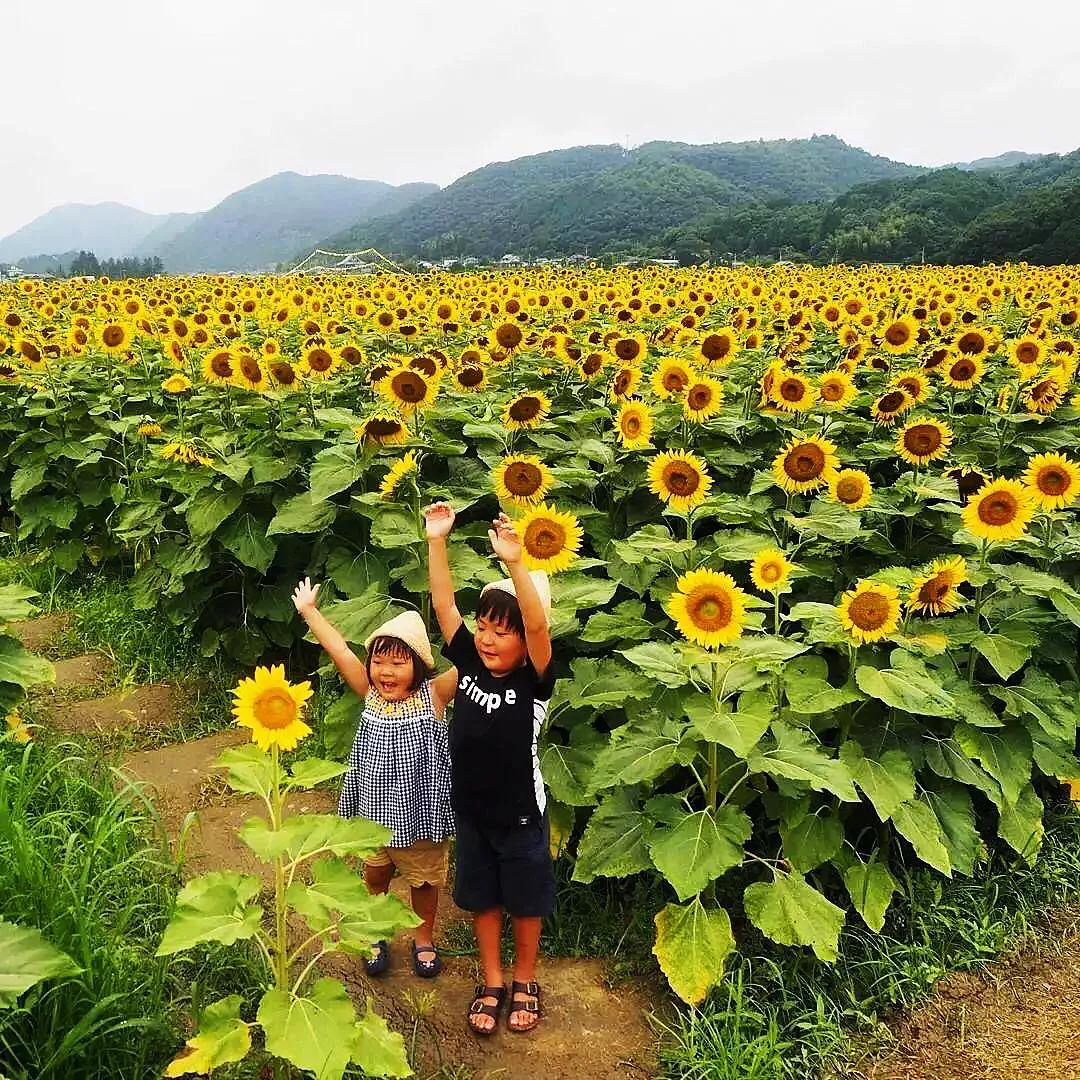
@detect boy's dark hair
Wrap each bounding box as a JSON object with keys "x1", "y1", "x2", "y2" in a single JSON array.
[
  {"x1": 476, "y1": 588, "x2": 525, "y2": 638},
  {"x1": 366, "y1": 636, "x2": 432, "y2": 691}
]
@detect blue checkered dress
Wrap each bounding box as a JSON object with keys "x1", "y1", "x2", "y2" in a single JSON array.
[{"x1": 338, "y1": 680, "x2": 454, "y2": 847}]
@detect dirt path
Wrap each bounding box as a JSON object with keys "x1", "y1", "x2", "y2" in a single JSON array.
[
  {"x1": 857, "y1": 910, "x2": 1080, "y2": 1080},
  {"x1": 16, "y1": 611, "x2": 659, "y2": 1079}
]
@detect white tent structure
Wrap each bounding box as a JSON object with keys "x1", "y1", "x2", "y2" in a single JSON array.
[{"x1": 289, "y1": 247, "x2": 410, "y2": 275}]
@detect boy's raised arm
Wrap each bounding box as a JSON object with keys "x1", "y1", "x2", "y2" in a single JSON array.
[
  {"x1": 490, "y1": 515, "x2": 553, "y2": 676},
  {"x1": 425, "y1": 501, "x2": 464, "y2": 644},
  {"x1": 292, "y1": 577, "x2": 370, "y2": 698}
]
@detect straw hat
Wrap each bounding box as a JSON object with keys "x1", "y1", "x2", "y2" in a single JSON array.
[
  {"x1": 364, "y1": 610, "x2": 435, "y2": 669},
  {"x1": 481, "y1": 570, "x2": 552, "y2": 623}
]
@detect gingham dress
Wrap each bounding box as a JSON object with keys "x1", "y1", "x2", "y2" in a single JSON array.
[{"x1": 338, "y1": 680, "x2": 454, "y2": 847}]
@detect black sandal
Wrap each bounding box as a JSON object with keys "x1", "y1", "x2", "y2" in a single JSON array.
[
  {"x1": 412, "y1": 941, "x2": 442, "y2": 978},
  {"x1": 364, "y1": 940, "x2": 389, "y2": 976},
  {"x1": 507, "y1": 980, "x2": 541, "y2": 1033},
  {"x1": 467, "y1": 984, "x2": 506, "y2": 1037}
]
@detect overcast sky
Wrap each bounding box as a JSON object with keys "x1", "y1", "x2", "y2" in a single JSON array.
[{"x1": 4, "y1": 0, "x2": 1079, "y2": 237}]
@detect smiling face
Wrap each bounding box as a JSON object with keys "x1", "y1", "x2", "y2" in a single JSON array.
[
  {"x1": 366, "y1": 638, "x2": 421, "y2": 701},
  {"x1": 474, "y1": 614, "x2": 528, "y2": 676}
]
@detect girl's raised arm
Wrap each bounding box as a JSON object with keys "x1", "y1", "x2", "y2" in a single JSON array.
[
  {"x1": 489, "y1": 515, "x2": 553, "y2": 676},
  {"x1": 291, "y1": 577, "x2": 370, "y2": 698},
  {"x1": 424, "y1": 501, "x2": 464, "y2": 644}
]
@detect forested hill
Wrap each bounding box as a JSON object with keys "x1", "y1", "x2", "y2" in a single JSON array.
[
  {"x1": 663, "y1": 148, "x2": 1080, "y2": 264},
  {"x1": 325, "y1": 135, "x2": 919, "y2": 258}
]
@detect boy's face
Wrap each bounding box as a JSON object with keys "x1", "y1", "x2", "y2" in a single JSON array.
[
  {"x1": 474, "y1": 614, "x2": 528, "y2": 676},
  {"x1": 369, "y1": 649, "x2": 415, "y2": 701}
]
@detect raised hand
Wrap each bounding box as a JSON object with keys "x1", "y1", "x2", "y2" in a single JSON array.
[
  {"x1": 488, "y1": 512, "x2": 522, "y2": 564},
  {"x1": 292, "y1": 576, "x2": 320, "y2": 616},
  {"x1": 423, "y1": 501, "x2": 456, "y2": 539}
]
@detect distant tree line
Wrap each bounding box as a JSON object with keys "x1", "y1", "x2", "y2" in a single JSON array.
[{"x1": 66, "y1": 251, "x2": 164, "y2": 278}]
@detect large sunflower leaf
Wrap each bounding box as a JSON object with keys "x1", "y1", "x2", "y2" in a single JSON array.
[
  {"x1": 572, "y1": 788, "x2": 654, "y2": 883},
  {"x1": 164, "y1": 995, "x2": 250, "y2": 1077},
  {"x1": 286, "y1": 858, "x2": 420, "y2": 935},
  {"x1": 779, "y1": 811, "x2": 844, "y2": 873},
  {"x1": 839, "y1": 741, "x2": 915, "y2": 821},
  {"x1": 748, "y1": 722, "x2": 858, "y2": 802},
  {"x1": 258, "y1": 979, "x2": 357, "y2": 1080},
  {"x1": 648, "y1": 807, "x2": 752, "y2": 900},
  {"x1": 266, "y1": 491, "x2": 337, "y2": 537},
  {"x1": 218, "y1": 512, "x2": 277, "y2": 574},
  {"x1": 214, "y1": 744, "x2": 280, "y2": 800},
  {"x1": 588, "y1": 713, "x2": 696, "y2": 790},
  {"x1": 0, "y1": 637, "x2": 54, "y2": 692},
  {"x1": 743, "y1": 871, "x2": 845, "y2": 962},
  {"x1": 352, "y1": 999, "x2": 413, "y2": 1078},
  {"x1": 972, "y1": 633, "x2": 1031, "y2": 680},
  {"x1": 156, "y1": 872, "x2": 263, "y2": 956},
  {"x1": 891, "y1": 798, "x2": 952, "y2": 876},
  {"x1": 0, "y1": 921, "x2": 81, "y2": 1008},
  {"x1": 308, "y1": 444, "x2": 369, "y2": 502},
  {"x1": 561, "y1": 657, "x2": 656, "y2": 710},
  {"x1": 841, "y1": 857, "x2": 897, "y2": 933},
  {"x1": 240, "y1": 815, "x2": 390, "y2": 865},
  {"x1": 185, "y1": 485, "x2": 243, "y2": 540},
  {"x1": 618, "y1": 642, "x2": 691, "y2": 688},
  {"x1": 652, "y1": 899, "x2": 734, "y2": 1005},
  {"x1": 953, "y1": 722, "x2": 1032, "y2": 805},
  {"x1": 855, "y1": 665, "x2": 957, "y2": 718},
  {"x1": 924, "y1": 780, "x2": 981, "y2": 877},
  {"x1": 0, "y1": 584, "x2": 38, "y2": 624},
  {"x1": 684, "y1": 692, "x2": 771, "y2": 757},
  {"x1": 997, "y1": 784, "x2": 1044, "y2": 865}
]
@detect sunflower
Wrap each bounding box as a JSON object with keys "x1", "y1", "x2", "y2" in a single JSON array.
[
  {"x1": 1009, "y1": 336, "x2": 1044, "y2": 372},
  {"x1": 772, "y1": 436, "x2": 840, "y2": 494},
  {"x1": 880, "y1": 316, "x2": 919, "y2": 355},
  {"x1": 893, "y1": 372, "x2": 930, "y2": 403},
  {"x1": 261, "y1": 337, "x2": 282, "y2": 358},
  {"x1": 232, "y1": 664, "x2": 313, "y2": 752},
  {"x1": 1023, "y1": 452, "x2": 1080, "y2": 510},
  {"x1": 771, "y1": 370, "x2": 817, "y2": 413},
  {"x1": 502, "y1": 390, "x2": 551, "y2": 430},
  {"x1": 697, "y1": 328, "x2": 739, "y2": 367},
  {"x1": 908, "y1": 556, "x2": 967, "y2": 616},
  {"x1": 652, "y1": 358, "x2": 695, "y2": 399},
  {"x1": 161, "y1": 373, "x2": 192, "y2": 394},
  {"x1": 380, "y1": 366, "x2": 437, "y2": 413},
  {"x1": 955, "y1": 328, "x2": 990, "y2": 358},
  {"x1": 513, "y1": 503, "x2": 582, "y2": 574},
  {"x1": 683, "y1": 375, "x2": 724, "y2": 422},
  {"x1": 962, "y1": 478, "x2": 1036, "y2": 542},
  {"x1": 202, "y1": 349, "x2": 236, "y2": 385},
  {"x1": 1022, "y1": 374, "x2": 1064, "y2": 415},
  {"x1": 14, "y1": 337, "x2": 43, "y2": 367},
  {"x1": 610, "y1": 365, "x2": 642, "y2": 401},
  {"x1": 338, "y1": 344, "x2": 365, "y2": 367},
  {"x1": 648, "y1": 450, "x2": 712, "y2": 512},
  {"x1": 379, "y1": 450, "x2": 419, "y2": 500},
  {"x1": 161, "y1": 441, "x2": 214, "y2": 467},
  {"x1": 829, "y1": 468, "x2": 873, "y2": 511},
  {"x1": 453, "y1": 364, "x2": 487, "y2": 392},
  {"x1": 946, "y1": 464, "x2": 990, "y2": 502},
  {"x1": 493, "y1": 454, "x2": 554, "y2": 506},
  {"x1": 667, "y1": 568, "x2": 747, "y2": 648},
  {"x1": 493, "y1": 321, "x2": 524, "y2": 351},
  {"x1": 99, "y1": 321, "x2": 131, "y2": 354},
  {"x1": 617, "y1": 401, "x2": 654, "y2": 449},
  {"x1": 838, "y1": 580, "x2": 902, "y2": 644},
  {"x1": 357, "y1": 413, "x2": 408, "y2": 447},
  {"x1": 4, "y1": 709, "x2": 32, "y2": 745},
  {"x1": 751, "y1": 548, "x2": 792, "y2": 593},
  {"x1": 944, "y1": 354, "x2": 985, "y2": 389},
  {"x1": 137, "y1": 422, "x2": 163, "y2": 438},
  {"x1": 235, "y1": 352, "x2": 268, "y2": 392},
  {"x1": 870, "y1": 388, "x2": 913, "y2": 424},
  {"x1": 818, "y1": 370, "x2": 857, "y2": 410},
  {"x1": 300, "y1": 343, "x2": 340, "y2": 381},
  {"x1": 268, "y1": 359, "x2": 302, "y2": 391},
  {"x1": 896, "y1": 417, "x2": 952, "y2": 465},
  {"x1": 610, "y1": 334, "x2": 647, "y2": 365}
]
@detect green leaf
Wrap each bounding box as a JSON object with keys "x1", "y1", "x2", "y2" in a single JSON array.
[
  {"x1": 581, "y1": 601, "x2": 654, "y2": 644},
  {"x1": 0, "y1": 637, "x2": 54, "y2": 692},
  {"x1": 839, "y1": 742, "x2": 915, "y2": 821},
  {"x1": 266, "y1": 491, "x2": 338, "y2": 537},
  {"x1": 561, "y1": 657, "x2": 657, "y2": 710},
  {"x1": 0, "y1": 921, "x2": 81, "y2": 1008},
  {"x1": 855, "y1": 665, "x2": 957, "y2": 718},
  {"x1": 652, "y1": 899, "x2": 734, "y2": 1005},
  {"x1": 309, "y1": 444, "x2": 367, "y2": 502},
  {"x1": 352, "y1": 1000, "x2": 413, "y2": 1078},
  {"x1": 286, "y1": 858, "x2": 420, "y2": 936},
  {"x1": 318, "y1": 592, "x2": 404, "y2": 646},
  {"x1": 779, "y1": 811, "x2": 844, "y2": 873},
  {"x1": 588, "y1": 713, "x2": 695, "y2": 790},
  {"x1": 611, "y1": 525, "x2": 696, "y2": 565},
  {"x1": 325, "y1": 548, "x2": 390, "y2": 599},
  {"x1": 258, "y1": 979, "x2": 357, "y2": 1080},
  {"x1": 748, "y1": 722, "x2": 858, "y2": 802},
  {"x1": 1049, "y1": 588, "x2": 1080, "y2": 628},
  {"x1": 890, "y1": 799, "x2": 952, "y2": 876},
  {"x1": 573, "y1": 789, "x2": 654, "y2": 883},
  {"x1": 743, "y1": 871, "x2": 845, "y2": 962},
  {"x1": 10, "y1": 462, "x2": 47, "y2": 501},
  {"x1": 164, "y1": 995, "x2": 250, "y2": 1077},
  {"x1": 156, "y1": 872, "x2": 263, "y2": 956},
  {"x1": 336, "y1": 893, "x2": 426, "y2": 955},
  {"x1": 990, "y1": 670, "x2": 1079, "y2": 744},
  {"x1": 0, "y1": 584, "x2": 39, "y2": 624},
  {"x1": 239, "y1": 814, "x2": 390, "y2": 865},
  {"x1": 618, "y1": 642, "x2": 691, "y2": 688},
  {"x1": 287, "y1": 759, "x2": 349, "y2": 789},
  {"x1": 971, "y1": 633, "x2": 1031, "y2": 679},
  {"x1": 684, "y1": 693, "x2": 771, "y2": 758},
  {"x1": 540, "y1": 736, "x2": 600, "y2": 807},
  {"x1": 953, "y1": 723, "x2": 1032, "y2": 805},
  {"x1": 214, "y1": 744, "x2": 281, "y2": 800},
  {"x1": 185, "y1": 485, "x2": 243, "y2": 540},
  {"x1": 218, "y1": 513, "x2": 277, "y2": 574},
  {"x1": 648, "y1": 807, "x2": 752, "y2": 900},
  {"x1": 322, "y1": 689, "x2": 364, "y2": 760},
  {"x1": 841, "y1": 858, "x2": 897, "y2": 932},
  {"x1": 997, "y1": 784, "x2": 1044, "y2": 865},
  {"x1": 552, "y1": 574, "x2": 619, "y2": 611},
  {"x1": 924, "y1": 781, "x2": 981, "y2": 877}
]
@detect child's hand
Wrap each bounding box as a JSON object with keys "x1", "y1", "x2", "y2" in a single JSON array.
[
  {"x1": 488, "y1": 513, "x2": 522, "y2": 564},
  {"x1": 423, "y1": 501, "x2": 456, "y2": 539},
  {"x1": 292, "y1": 577, "x2": 320, "y2": 616}
]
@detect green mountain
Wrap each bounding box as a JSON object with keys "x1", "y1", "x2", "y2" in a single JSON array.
[
  {"x1": 951, "y1": 150, "x2": 1044, "y2": 171},
  {"x1": 155, "y1": 173, "x2": 439, "y2": 273},
  {"x1": 325, "y1": 135, "x2": 919, "y2": 258},
  {"x1": 129, "y1": 211, "x2": 204, "y2": 259},
  {"x1": 0, "y1": 202, "x2": 169, "y2": 263}
]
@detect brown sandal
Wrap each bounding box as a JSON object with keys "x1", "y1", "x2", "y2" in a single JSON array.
[
  {"x1": 507, "y1": 980, "x2": 541, "y2": 1033},
  {"x1": 467, "y1": 984, "x2": 506, "y2": 1037}
]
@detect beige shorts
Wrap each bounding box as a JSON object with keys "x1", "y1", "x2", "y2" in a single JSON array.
[{"x1": 365, "y1": 838, "x2": 450, "y2": 887}]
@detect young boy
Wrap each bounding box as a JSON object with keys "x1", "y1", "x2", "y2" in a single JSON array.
[{"x1": 424, "y1": 501, "x2": 556, "y2": 1036}]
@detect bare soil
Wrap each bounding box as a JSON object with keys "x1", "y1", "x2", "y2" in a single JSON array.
[
  {"x1": 8, "y1": 612, "x2": 73, "y2": 653},
  {"x1": 859, "y1": 910, "x2": 1080, "y2": 1080},
  {"x1": 48, "y1": 683, "x2": 181, "y2": 736},
  {"x1": 37, "y1": 651, "x2": 114, "y2": 697}
]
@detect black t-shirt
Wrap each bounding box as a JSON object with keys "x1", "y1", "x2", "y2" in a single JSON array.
[{"x1": 443, "y1": 622, "x2": 557, "y2": 826}]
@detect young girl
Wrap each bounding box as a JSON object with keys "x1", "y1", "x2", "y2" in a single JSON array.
[
  {"x1": 424, "y1": 503, "x2": 557, "y2": 1036},
  {"x1": 291, "y1": 580, "x2": 457, "y2": 978}
]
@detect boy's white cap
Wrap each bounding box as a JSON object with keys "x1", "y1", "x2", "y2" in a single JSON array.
[
  {"x1": 364, "y1": 610, "x2": 434, "y2": 669},
  {"x1": 481, "y1": 570, "x2": 552, "y2": 623}
]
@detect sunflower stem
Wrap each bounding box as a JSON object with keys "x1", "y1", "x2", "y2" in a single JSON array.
[
  {"x1": 966, "y1": 540, "x2": 991, "y2": 683},
  {"x1": 270, "y1": 744, "x2": 289, "y2": 994}
]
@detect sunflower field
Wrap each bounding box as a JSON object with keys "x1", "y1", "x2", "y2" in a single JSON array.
[{"x1": 3, "y1": 264, "x2": 1080, "y2": 1005}]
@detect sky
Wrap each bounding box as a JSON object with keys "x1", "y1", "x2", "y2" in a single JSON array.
[{"x1": 4, "y1": 0, "x2": 1080, "y2": 237}]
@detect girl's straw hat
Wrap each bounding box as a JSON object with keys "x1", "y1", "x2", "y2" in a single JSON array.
[
  {"x1": 481, "y1": 570, "x2": 552, "y2": 623},
  {"x1": 364, "y1": 610, "x2": 435, "y2": 669}
]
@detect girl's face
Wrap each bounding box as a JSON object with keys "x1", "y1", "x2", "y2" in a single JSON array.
[
  {"x1": 474, "y1": 615, "x2": 528, "y2": 676},
  {"x1": 369, "y1": 648, "x2": 416, "y2": 701}
]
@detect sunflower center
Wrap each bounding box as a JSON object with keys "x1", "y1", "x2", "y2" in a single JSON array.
[
  {"x1": 459, "y1": 366, "x2": 483, "y2": 386},
  {"x1": 663, "y1": 368, "x2": 689, "y2": 392},
  {"x1": 391, "y1": 372, "x2": 426, "y2": 401},
  {"x1": 496, "y1": 324, "x2": 523, "y2": 349},
  {"x1": 241, "y1": 357, "x2": 263, "y2": 382},
  {"x1": 701, "y1": 334, "x2": 732, "y2": 361},
  {"x1": 905, "y1": 425, "x2": 941, "y2": 456},
  {"x1": 957, "y1": 332, "x2": 986, "y2": 355},
  {"x1": 687, "y1": 588, "x2": 733, "y2": 631},
  {"x1": 661, "y1": 462, "x2": 700, "y2": 496},
  {"x1": 1036, "y1": 466, "x2": 1069, "y2": 494},
  {"x1": 848, "y1": 591, "x2": 891, "y2": 631},
  {"x1": 524, "y1": 518, "x2": 565, "y2": 558},
  {"x1": 877, "y1": 391, "x2": 907, "y2": 414},
  {"x1": 779, "y1": 378, "x2": 806, "y2": 402},
  {"x1": 760, "y1": 562, "x2": 782, "y2": 584},
  {"x1": 583, "y1": 353, "x2": 603, "y2": 374},
  {"x1": 103, "y1": 326, "x2": 125, "y2": 347},
  {"x1": 509, "y1": 396, "x2": 542, "y2": 422},
  {"x1": 688, "y1": 384, "x2": 713, "y2": 410},
  {"x1": 340, "y1": 346, "x2": 362, "y2": 365},
  {"x1": 978, "y1": 492, "x2": 1018, "y2": 526},
  {"x1": 835, "y1": 475, "x2": 865, "y2": 503},
  {"x1": 614, "y1": 339, "x2": 641, "y2": 362},
  {"x1": 211, "y1": 353, "x2": 234, "y2": 377},
  {"x1": 1016, "y1": 342, "x2": 1039, "y2": 364},
  {"x1": 784, "y1": 444, "x2": 826, "y2": 481},
  {"x1": 613, "y1": 370, "x2": 633, "y2": 395},
  {"x1": 367, "y1": 418, "x2": 402, "y2": 439},
  {"x1": 919, "y1": 577, "x2": 951, "y2": 604},
  {"x1": 253, "y1": 689, "x2": 297, "y2": 730},
  {"x1": 821, "y1": 379, "x2": 844, "y2": 401},
  {"x1": 308, "y1": 349, "x2": 333, "y2": 372},
  {"x1": 506, "y1": 462, "x2": 543, "y2": 496},
  {"x1": 271, "y1": 362, "x2": 297, "y2": 385},
  {"x1": 885, "y1": 323, "x2": 911, "y2": 346},
  {"x1": 622, "y1": 412, "x2": 642, "y2": 437}
]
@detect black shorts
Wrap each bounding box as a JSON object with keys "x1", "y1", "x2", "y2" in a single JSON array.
[{"x1": 452, "y1": 808, "x2": 555, "y2": 918}]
